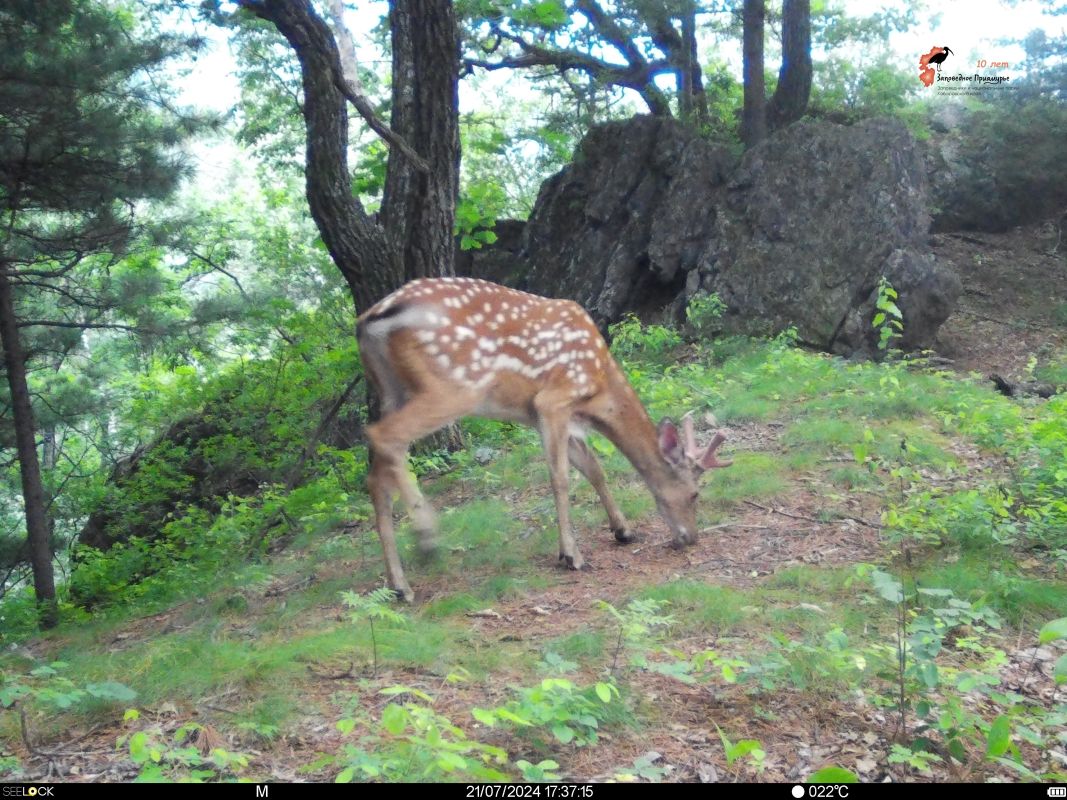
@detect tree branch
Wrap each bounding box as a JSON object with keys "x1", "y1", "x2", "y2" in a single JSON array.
[
  {"x1": 187, "y1": 248, "x2": 249, "y2": 297},
  {"x1": 466, "y1": 18, "x2": 674, "y2": 116},
  {"x1": 16, "y1": 320, "x2": 152, "y2": 333},
  {"x1": 574, "y1": 0, "x2": 646, "y2": 67},
  {"x1": 326, "y1": 0, "x2": 429, "y2": 175}
]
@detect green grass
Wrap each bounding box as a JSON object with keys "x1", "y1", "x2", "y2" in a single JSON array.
[
  {"x1": 783, "y1": 416, "x2": 867, "y2": 451},
  {"x1": 917, "y1": 555, "x2": 1067, "y2": 625},
  {"x1": 638, "y1": 580, "x2": 749, "y2": 634},
  {"x1": 1035, "y1": 353, "x2": 1067, "y2": 383},
  {"x1": 763, "y1": 565, "x2": 857, "y2": 596},
  {"x1": 547, "y1": 631, "x2": 607, "y2": 661},
  {"x1": 704, "y1": 453, "x2": 791, "y2": 507},
  {"x1": 827, "y1": 464, "x2": 880, "y2": 489}
]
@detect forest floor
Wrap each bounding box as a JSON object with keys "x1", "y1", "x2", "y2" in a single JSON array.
[{"x1": 2, "y1": 224, "x2": 1066, "y2": 784}]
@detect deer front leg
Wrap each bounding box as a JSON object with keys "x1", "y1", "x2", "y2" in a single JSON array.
[
  {"x1": 568, "y1": 436, "x2": 635, "y2": 543},
  {"x1": 535, "y1": 395, "x2": 584, "y2": 570}
]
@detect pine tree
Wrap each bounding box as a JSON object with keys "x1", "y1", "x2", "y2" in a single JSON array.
[{"x1": 0, "y1": 0, "x2": 201, "y2": 627}]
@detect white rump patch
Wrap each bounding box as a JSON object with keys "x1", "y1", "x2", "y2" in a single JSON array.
[{"x1": 360, "y1": 305, "x2": 446, "y2": 338}]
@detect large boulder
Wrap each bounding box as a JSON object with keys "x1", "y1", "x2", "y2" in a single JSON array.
[
  {"x1": 517, "y1": 115, "x2": 735, "y2": 324},
  {"x1": 497, "y1": 114, "x2": 959, "y2": 357},
  {"x1": 702, "y1": 118, "x2": 961, "y2": 354}
]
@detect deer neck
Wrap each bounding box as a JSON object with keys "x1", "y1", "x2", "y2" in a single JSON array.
[{"x1": 589, "y1": 370, "x2": 675, "y2": 501}]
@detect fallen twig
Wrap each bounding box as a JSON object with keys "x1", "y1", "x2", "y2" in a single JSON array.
[
  {"x1": 307, "y1": 661, "x2": 356, "y2": 681},
  {"x1": 743, "y1": 500, "x2": 821, "y2": 524},
  {"x1": 265, "y1": 575, "x2": 314, "y2": 598}
]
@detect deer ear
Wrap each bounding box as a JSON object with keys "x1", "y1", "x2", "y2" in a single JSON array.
[{"x1": 657, "y1": 418, "x2": 685, "y2": 466}]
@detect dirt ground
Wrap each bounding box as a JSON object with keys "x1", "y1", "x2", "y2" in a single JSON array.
[{"x1": 933, "y1": 224, "x2": 1067, "y2": 379}]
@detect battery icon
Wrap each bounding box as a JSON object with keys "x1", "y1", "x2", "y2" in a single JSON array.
[{"x1": 1048, "y1": 788, "x2": 1066, "y2": 797}]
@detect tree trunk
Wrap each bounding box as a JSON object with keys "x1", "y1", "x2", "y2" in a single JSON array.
[
  {"x1": 0, "y1": 265, "x2": 57, "y2": 628},
  {"x1": 676, "y1": 5, "x2": 707, "y2": 125},
  {"x1": 238, "y1": 0, "x2": 401, "y2": 313},
  {"x1": 238, "y1": 0, "x2": 462, "y2": 441},
  {"x1": 742, "y1": 0, "x2": 766, "y2": 147},
  {"x1": 380, "y1": 0, "x2": 460, "y2": 281},
  {"x1": 767, "y1": 0, "x2": 812, "y2": 131}
]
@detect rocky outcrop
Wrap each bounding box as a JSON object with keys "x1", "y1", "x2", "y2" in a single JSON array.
[
  {"x1": 473, "y1": 114, "x2": 961, "y2": 357},
  {"x1": 516, "y1": 116, "x2": 734, "y2": 324},
  {"x1": 702, "y1": 118, "x2": 960, "y2": 354}
]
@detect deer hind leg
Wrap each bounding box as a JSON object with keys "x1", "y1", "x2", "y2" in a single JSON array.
[
  {"x1": 567, "y1": 436, "x2": 636, "y2": 543},
  {"x1": 534, "y1": 391, "x2": 584, "y2": 570},
  {"x1": 366, "y1": 395, "x2": 465, "y2": 601}
]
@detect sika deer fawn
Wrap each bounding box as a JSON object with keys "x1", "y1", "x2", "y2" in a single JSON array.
[{"x1": 357, "y1": 277, "x2": 732, "y2": 601}]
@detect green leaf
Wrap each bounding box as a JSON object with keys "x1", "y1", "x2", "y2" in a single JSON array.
[
  {"x1": 436, "y1": 752, "x2": 468, "y2": 772},
  {"x1": 872, "y1": 312, "x2": 886, "y2": 327},
  {"x1": 871, "y1": 569, "x2": 903, "y2": 603},
  {"x1": 381, "y1": 703, "x2": 408, "y2": 736},
  {"x1": 918, "y1": 661, "x2": 939, "y2": 688},
  {"x1": 948, "y1": 738, "x2": 967, "y2": 763},
  {"x1": 531, "y1": 0, "x2": 568, "y2": 26},
  {"x1": 336, "y1": 718, "x2": 356, "y2": 734},
  {"x1": 380, "y1": 685, "x2": 433, "y2": 702},
  {"x1": 807, "y1": 766, "x2": 859, "y2": 783},
  {"x1": 1038, "y1": 617, "x2": 1067, "y2": 644},
  {"x1": 472, "y1": 707, "x2": 496, "y2": 727},
  {"x1": 551, "y1": 724, "x2": 575, "y2": 744},
  {"x1": 0, "y1": 686, "x2": 28, "y2": 707},
  {"x1": 336, "y1": 767, "x2": 355, "y2": 783},
  {"x1": 1054, "y1": 653, "x2": 1067, "y2": 685},
  {"x1": 86, "y1": 681, "x2": 138, "y2": 702},
  {"x1": 129, "y1": 731, "x2": 149, "y2": 764},
  {"x1": 986, "y1": 715, "x2": 1011, "y2": 757},
  {"x1": 496, "y1": 708, "x2": 533, "y2": 726},
  {"x1": 595, "y1": 682, "x2": 612, "y2": 703}
]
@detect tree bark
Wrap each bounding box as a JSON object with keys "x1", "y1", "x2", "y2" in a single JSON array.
[
  {"x1": 0, "y1": 264, "x2": 57, "y2": 628},
  {"x1": 767, "y1": 0, "x2": 812, "y2": 131},
  {"x1": 742, "y1": 0, "x2": 766, "y2": 146},
  {"x1": 380, "y1": 0, "x2": 460, "y2": 281},
  {"x1": 678, "y1": 8, "x2": 701, "y2": 123}
]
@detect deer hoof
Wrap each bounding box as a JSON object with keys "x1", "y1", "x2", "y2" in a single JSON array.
[
  {"x1": 392, "y1": 586, "x2": 415, "y2": 603},
  {"x1": 670, "y1": 533, "x2": 695, "y2": 549},
  {"x1": 562, "y1": 553, "x2": 585, "y2": 571},
  {"x1": 612, "y1": 527, "x2": 637, "y2": 543}
]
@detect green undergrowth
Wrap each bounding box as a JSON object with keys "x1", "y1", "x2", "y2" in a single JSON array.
[{"x1": 3, "y1": 326, "x2": 1066, "y2": 782}]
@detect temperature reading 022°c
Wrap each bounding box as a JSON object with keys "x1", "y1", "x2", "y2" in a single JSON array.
[{"x1": 793, "y1": 785, "x2": 850, "y2": 799}]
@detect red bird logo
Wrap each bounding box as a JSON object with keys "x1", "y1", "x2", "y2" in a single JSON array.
[{"x1": 919, "y1": 46, "x2": 953, "y2": 87}]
